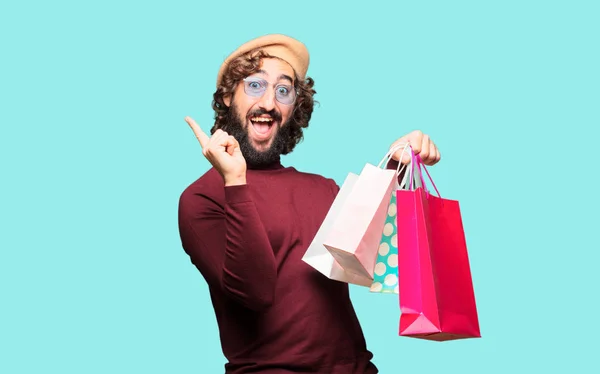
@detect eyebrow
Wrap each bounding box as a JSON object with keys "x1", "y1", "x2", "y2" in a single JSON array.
[
  {"x1": 256, "y1": 69, "x2": 294, "y2": 84},
  {"x1": 278, "y1": 74, "x2": 294, "y2": 84}
]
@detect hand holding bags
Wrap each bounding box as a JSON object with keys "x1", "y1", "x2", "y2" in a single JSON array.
[{"x1": 396, "y1": 147, "x2": 481, "y2": 341}]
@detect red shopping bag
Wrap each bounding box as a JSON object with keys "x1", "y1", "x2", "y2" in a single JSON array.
[{"x1": 396, "y1": 152, "x2": 481, "y2": 341}]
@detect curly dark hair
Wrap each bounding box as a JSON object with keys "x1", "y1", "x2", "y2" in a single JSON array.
[{"x1": 210, "y1": 49, "x2": 317, "y2": 155}]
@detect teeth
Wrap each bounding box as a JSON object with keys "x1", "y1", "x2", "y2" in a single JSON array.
[{"x1": 251, "y1": 117, "x2": 273, "y2": 122}]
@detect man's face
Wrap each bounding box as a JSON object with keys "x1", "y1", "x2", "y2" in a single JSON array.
[{"x1": 224, "y1": 58, "x2": 296, "y2": 153}]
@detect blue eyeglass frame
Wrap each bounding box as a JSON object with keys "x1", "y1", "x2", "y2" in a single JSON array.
[{"x1": 242, "y1": 77, "x2": 298, "y2": 105}]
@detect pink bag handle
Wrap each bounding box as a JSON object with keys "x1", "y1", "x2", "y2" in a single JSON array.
[{"x1": 406, "y1": 146, "x2": 441, "y2": 197}]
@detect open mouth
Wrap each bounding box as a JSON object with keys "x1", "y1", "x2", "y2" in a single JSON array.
[{"x1": 249, "y1": 116, "x2": 276, "y2": 139}]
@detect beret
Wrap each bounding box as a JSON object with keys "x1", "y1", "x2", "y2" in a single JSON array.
[{"x1": 216, "y1": 34, "x2": 309, "y2": 87}]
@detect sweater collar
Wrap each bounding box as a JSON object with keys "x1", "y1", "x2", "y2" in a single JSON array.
[{"x1": 247, "y1": 157, "x2": 285, "y2": 170}]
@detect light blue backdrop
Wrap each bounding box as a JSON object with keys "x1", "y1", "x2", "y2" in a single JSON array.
[{"x1": 1, "y1": 0, "x2": 598, "y2": 373}]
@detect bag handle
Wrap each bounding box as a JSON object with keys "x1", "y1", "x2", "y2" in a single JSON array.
[
  {"x1": 395, "y1": 144, "x2": 413, "y2": 190},
  {"x1": 375, "y1": 142, "x2": 441, "y2": 197},
  {"x1": 377, "y1": 142, "x2": 414, "y2": 189},
  {"x1": 406, "y1": 147, "x2": 441, "y2": 197},
  {"x1": 376, "y1": 142, "x2": 410, "y2": 169}
]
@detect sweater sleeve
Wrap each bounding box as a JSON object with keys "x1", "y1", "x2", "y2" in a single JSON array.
[{"x1": 178, "y1": 184, "x2": 277, "y2": 311}]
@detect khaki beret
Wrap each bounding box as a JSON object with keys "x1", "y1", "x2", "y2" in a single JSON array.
[{"x1": 216, "y1": 34, "x2": 310, "y2": 87}]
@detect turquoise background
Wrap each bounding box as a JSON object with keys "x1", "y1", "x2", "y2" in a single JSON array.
[{"x1": 1, "y1": 0, "x2": 598, "y2": 373}]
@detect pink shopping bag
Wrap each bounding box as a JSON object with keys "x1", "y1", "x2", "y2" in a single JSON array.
[{"x1": 397, "y1": 150, "x2": 481, "y2": 341}]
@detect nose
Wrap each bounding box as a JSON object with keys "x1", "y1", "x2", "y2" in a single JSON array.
[{"x1": 257, "y1": 86, "x2": 276, "y2": 112}]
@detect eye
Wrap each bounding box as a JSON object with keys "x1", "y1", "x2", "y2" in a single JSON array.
[
  {"x1": 276, "y1": 86, "x2": 291, "y2": 96},
  {"x1": 248, "y1": 81, "x2": 262, "y2": 90}
]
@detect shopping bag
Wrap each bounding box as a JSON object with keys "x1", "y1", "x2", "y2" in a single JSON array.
[
  {"x1": 369, "y1": 192, "x2": 400, "y2": 293},
  {"x1": 322, "y1": 147, "x2": 402, "y2": 285},
  {"x1": 370, "y1": 143, "x2": 422, "y2": 294},
  {"x1": 397, "y1": 149, "x2": 481, "y2": 341},
  {"x1": 302, "y1": 173, "x2": 373, "y2": 287},
  {"x1": 370, "y1": 144, "x2": 425, "y2": 294}
]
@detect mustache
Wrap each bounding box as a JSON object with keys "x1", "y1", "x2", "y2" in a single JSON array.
[{"x1": 248, "y1": 108, "x2": 282, "y2": 123}]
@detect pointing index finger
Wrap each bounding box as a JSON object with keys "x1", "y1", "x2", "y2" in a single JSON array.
[{"x1": 185, "y1": 116, "x2": 210, "y2": 148}]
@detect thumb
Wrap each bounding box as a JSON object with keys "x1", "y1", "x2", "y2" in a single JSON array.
[{"x1": 390, "y1": 139, "x2": 412, "y2": 164}]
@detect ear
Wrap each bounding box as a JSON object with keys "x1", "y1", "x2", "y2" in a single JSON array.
[{"x1": 223, "y1": 94, "x2": 231, "y2": 107}]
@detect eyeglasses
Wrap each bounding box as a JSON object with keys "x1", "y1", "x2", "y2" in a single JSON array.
[{"x1": 242, "y1": 77, "x2": 297, "y2": 105}]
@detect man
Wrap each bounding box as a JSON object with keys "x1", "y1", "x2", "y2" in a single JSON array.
[{"x1": 178, "y1": 34, "x2": 440, "y2": 373}]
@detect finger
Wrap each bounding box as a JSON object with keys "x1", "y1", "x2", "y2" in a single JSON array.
[
  {"x1": 400, "y1": 151, "x2": 412, "y2": 165},
  {"x1": 210, "y1": 131, "x2": 233, "y2": 154},
  {"x1": 427, "y1": 141, "x2": 439, "y2": 165},
  {"x1": 185, "y1": 116, "x2": 210, "y2": 149},
  {"x1": 389, "y1": 138, "x2": 409, "y2": 163},
  {"x1": 409, "y1": 130, "x2": 424, "y2": 154},
  {"x1": 225, "y1": 136, "x2": 237, "y2": 156},
  {"x1": 391, "y1": 147, "x2": 412, "y2": 165},
  {"x1": 207, "y1": 130, "x2": 227, "y2": 147},
  {"x1": 427, "y1": 142, "x2": 437, "y2": 165},
  {"x1": 423, "y1": 141, "x2": 435, "y2": 165},
  {"x1": 419, "y1": 134, "x2": 431, "y2": 162},
  {"x1": 200, "y1": 129, "x2": 223, "y2": 158},
  {"x1": 435, "y1": 147, "x2": 441, "y2": 163},
  {"x1": 230, "y1": 136, "x2": 244, "y2": 158}
]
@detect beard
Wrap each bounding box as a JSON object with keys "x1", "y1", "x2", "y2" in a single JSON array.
[{"x1": 219, "y1": 104, "x2": 293, "y2": 169}]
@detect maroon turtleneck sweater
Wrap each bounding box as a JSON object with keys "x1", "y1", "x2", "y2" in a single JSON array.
[{"x1": 178, "y1": 161, "x2": 378, "y2": 373}]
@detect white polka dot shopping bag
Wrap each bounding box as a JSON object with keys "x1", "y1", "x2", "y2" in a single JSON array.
[
  {"x1": 369, "y1": 193, "x2": 400, "y2": 294},
  {"x1": 370, "y1": 143, "x2": 421, "y2": 294}
]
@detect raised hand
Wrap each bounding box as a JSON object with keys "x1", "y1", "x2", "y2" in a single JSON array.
[{"x1": 185, "y1": 116, "x2": 247, "y2": 186}]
